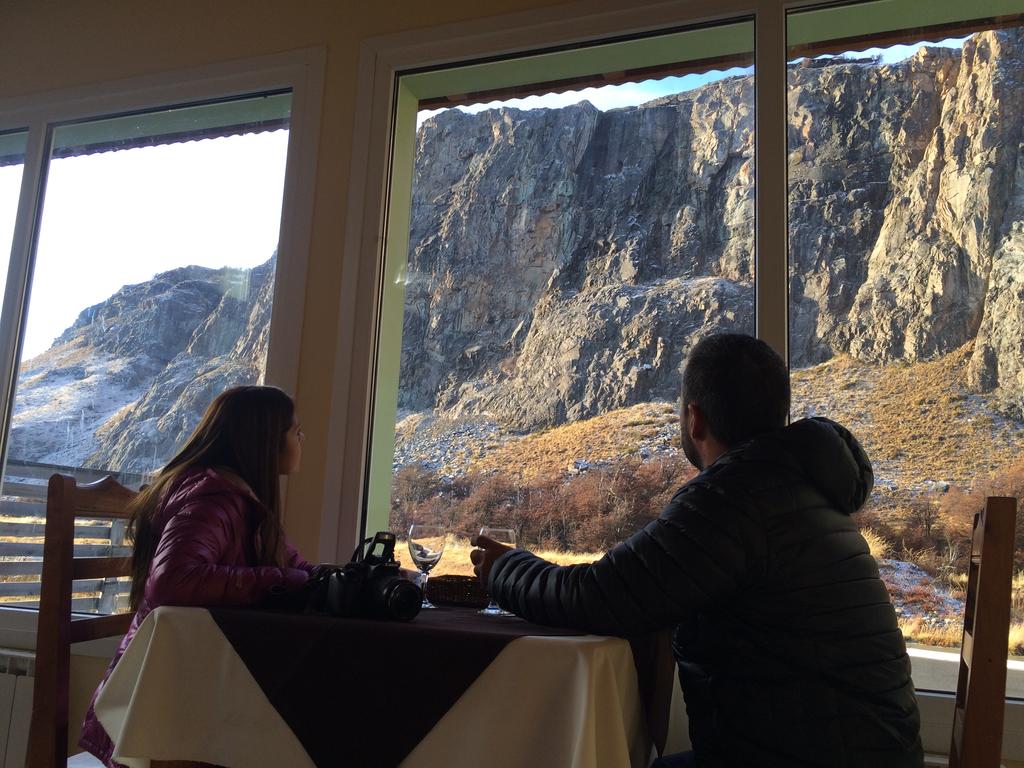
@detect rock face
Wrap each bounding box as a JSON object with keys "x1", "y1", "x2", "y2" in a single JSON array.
[
  {"x1": 402, "y1": 75, "x2": 757, "y2": 428},
  {"x1": 7, "y1": 257, "x2": 274, "y2": 475},
  {"x1": 402, "y1": 28, "x2": 1024, "y2": 429},
  {"x1": 448, "y1": 278, "x2": 752, "y2": 430},
  {"x1": 846, "y1": 33, "x2": 1024, "y2": 367},
  {"x1": 787, "y1": 50, "x2": 958, "y2": 364}
]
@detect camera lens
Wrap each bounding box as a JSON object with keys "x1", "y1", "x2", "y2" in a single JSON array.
[{"x1": 384, "y1": 578, "x2": 422, "y2": 621}]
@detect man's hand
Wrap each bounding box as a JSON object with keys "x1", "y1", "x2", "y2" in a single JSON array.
[{"x1": 470, "y1": 533, "x2": 513, "y2": 585}]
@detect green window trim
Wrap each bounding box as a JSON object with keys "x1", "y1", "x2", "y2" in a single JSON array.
[
  {"x1": 0, "y1": 131, "x2": 28, "y2": 168},
  {"x1": 49, "y1": 90, "x2": 292, "y2": 159},
  {"x1": 407, "y1": 19, "x2": 754, "y2": 109},
  {"x1": 789, "y1": 0, "x2": 1023, "y2": 55}
]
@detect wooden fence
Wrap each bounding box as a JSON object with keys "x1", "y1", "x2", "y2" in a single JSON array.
[{"x1": 0, "y1": 461, "x2": 145, "y2": 614}]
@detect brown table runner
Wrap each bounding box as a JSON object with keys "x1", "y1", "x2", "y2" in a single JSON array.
[{"x1": 209, "y1": 606, "x2": 671, "y2": 767}]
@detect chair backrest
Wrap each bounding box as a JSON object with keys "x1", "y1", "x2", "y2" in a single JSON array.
[
  {"x1": 27, "y1": 474, "x2": 137, "y2": 768},
  {"x1": 949, "y1": 495, "x2": 1018, "y2": 768}
]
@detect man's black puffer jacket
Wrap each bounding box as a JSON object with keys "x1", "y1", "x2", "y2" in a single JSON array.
[{"x1": 489, "y1": 417, "x2": 923, "y2": 767}]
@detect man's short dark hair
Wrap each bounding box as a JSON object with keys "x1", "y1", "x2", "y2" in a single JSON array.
[{"x1": 681, "y1": 333, "x2": 790, "y2": 447}]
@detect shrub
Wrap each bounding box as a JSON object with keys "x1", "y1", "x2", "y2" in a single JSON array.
[
  {"x1": 935, "y1": 458, "x2": 1024, "y2": 569},
  {"x1": 391, "y1": 465, "x2": 444, "y2": 532},
  {"x1": 396, "y1": 454, "x2": 696, "y2": 554}
]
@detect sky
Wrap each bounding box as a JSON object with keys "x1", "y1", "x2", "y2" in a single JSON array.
[
  {"x1": 416, "y1": 67, "x2": 753, "y2": 125},
  {"x1": 0, "y1": 131, "x2": 288, "y2": 359},
  {"x1": 0, "y1": 36, "x2": 967, "y2": 360}
]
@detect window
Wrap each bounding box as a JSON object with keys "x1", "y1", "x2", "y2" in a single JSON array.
[
  {"x1": 0, "y1": 92, "x2": 295, "y2": 614},
  {"x1": 364, "y1": 20, "x2": 756, "y2": 577},
  {"x1": 786, "y1": 5, "x2": 1024, "y2": 693},
  {"x1": 354, "y1": 1, "x2": 1024, "y2": 741}
]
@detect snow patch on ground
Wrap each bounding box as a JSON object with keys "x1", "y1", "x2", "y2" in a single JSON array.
[
  {"x1": 394, "y1": 411, "x2": 510, "y2": 476},
  {"x1": 7, "y1": 352, "x2": 146, "y2": 469},
  {"x1": 878, "y1": 558, "x2": 964, "y2": 623}
]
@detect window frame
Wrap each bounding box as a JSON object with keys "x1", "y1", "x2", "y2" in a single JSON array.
[
  {"x1": 365, "y1": 17, "x2": 757, "y2": 537},
  {"x1": 334, "y1": 0, "x2": 1024, "y2": 758},
  {"x1": 0, "y1": 48, "x2": 324, "y2": 631}
]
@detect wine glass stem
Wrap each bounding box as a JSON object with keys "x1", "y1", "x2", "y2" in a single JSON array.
[{"x1": 422, "y1": 571, "x2": 429, "y2": 601}]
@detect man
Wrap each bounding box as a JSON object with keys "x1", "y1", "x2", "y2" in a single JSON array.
[{"x1": 471, "y1": 333, "x2": 923, "y2": 767}]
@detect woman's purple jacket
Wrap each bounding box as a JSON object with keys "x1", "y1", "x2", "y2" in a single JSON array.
[{"x1": 79, "y1": 466, "x2": 314, "y2": 767}]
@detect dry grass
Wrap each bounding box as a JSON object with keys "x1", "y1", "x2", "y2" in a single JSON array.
[
  {"x1": 861, "y1": 529, "x2": 891, "y2": 559},
  {"x1": 402, "y1": 343, "x2": 1021, "y2": 505},
  {"x1": 471, "y1": 402, "x2": 678, "y2": 481},
  {"x1": 1009, "y1": 623, "x2": 1024, "y2": 656},
  {"x1": 897, "y1": 617, "x2": 964, "y2": 649},
  {"x1": 898, "y1": 620, "x2": 1024, "y2": 657},
  {"x1": 946, "y1": 572, "x2": 969, "y2": 601},
  {"x1": 444, "y1": 343, "x2": 1021, "y2": 504},
  {"x1": 1010, "y1": 623, "x2": 1024, "y2": 656},
  {"x1": 791, "y1": 343, "x2": 1024, "y2": 492},
  {"x1": 895, "y1": 569, "x2": 1024, "y2": 656}
]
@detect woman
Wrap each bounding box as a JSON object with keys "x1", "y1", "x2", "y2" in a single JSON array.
[{"x1": 80, "y1": 385, "x2": 315, "y2": 767}]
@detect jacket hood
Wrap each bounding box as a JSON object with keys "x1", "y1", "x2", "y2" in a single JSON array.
[{"x1": 740, "y1": 417, "x2": 874, "y2": 515}]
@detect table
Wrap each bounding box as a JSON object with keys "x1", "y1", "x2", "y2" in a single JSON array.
[{"x1": 94, "y1": 605, "x2": 674, "y2": 768}]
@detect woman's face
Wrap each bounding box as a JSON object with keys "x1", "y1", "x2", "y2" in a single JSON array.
[{"x1": 280, "y1": 415, "x2": 304, "y2": 475}]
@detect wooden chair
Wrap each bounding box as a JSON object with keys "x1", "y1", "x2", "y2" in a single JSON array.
[
  {"x1": 949, "y1": 495, "x2": 1018, "y2": 768},
  {"x1": 27, "y1": 474, "x2": 137, "y2": 768}
]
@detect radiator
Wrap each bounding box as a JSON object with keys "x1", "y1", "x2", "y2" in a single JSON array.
[{"x1": 0, "y1": 650, "x2": 33, "y2": 768}]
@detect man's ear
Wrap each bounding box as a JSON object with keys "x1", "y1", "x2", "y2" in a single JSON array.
[{"x1": 687, "y1": 402, "x2": 708, "y2": 441}]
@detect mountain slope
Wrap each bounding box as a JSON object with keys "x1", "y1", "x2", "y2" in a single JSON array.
[{"x1": 8, "y1": 257, "x2": 274, "y2": 474}]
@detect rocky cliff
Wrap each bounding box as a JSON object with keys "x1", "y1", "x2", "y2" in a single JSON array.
[
  {"x1": 402, "y1": 74, "x2": 756, "y2": 430},
  {"x1": 7, "y1": 257, "x2": 274, "y2": 474},
  {"x1": 403, "y1": 28, "x2": 1024, "y2": 431}
]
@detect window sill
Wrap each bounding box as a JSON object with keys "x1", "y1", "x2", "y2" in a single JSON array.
[
  {"x1": 0, "y1": 606, "x2": 120, "y2": 657},
  {"x1": 918, "y1": 690, "x2": 1024, "y2": 760}
]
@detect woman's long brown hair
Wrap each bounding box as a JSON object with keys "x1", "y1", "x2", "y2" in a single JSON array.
[{"x1": 127, "y1": 385, "x2": 295, "y2": 610}]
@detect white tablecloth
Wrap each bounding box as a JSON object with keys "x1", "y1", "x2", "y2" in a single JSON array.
[{"x1": 95, "y1": 606, "x2": 670, "y2": 767}]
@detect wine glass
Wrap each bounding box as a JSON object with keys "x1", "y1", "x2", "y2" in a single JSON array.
[
  {"x1": 408, "y1": 524, "x2": 446, "y2": 609},
  {"x1": 478, "y1": 526, "x2": 516, "y2": 616}
]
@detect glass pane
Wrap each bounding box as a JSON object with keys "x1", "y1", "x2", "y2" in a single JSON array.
[
  {"x1": 0, "y1": 131, "x2": 28, "y2": 329},
  {"x1": 381, "y1": 26, "x2": 756, "y2": 578},
  {"x1": 786, "y1": 14, "x2": 1024, "y2": 693},
  {"x1": 0, "y1": 94, "x2": 291, "y2": 614}
]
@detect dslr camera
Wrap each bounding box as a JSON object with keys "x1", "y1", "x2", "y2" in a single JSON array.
[{"x1": 308, "y1": 531, "x2": 422, "y2": 622}]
